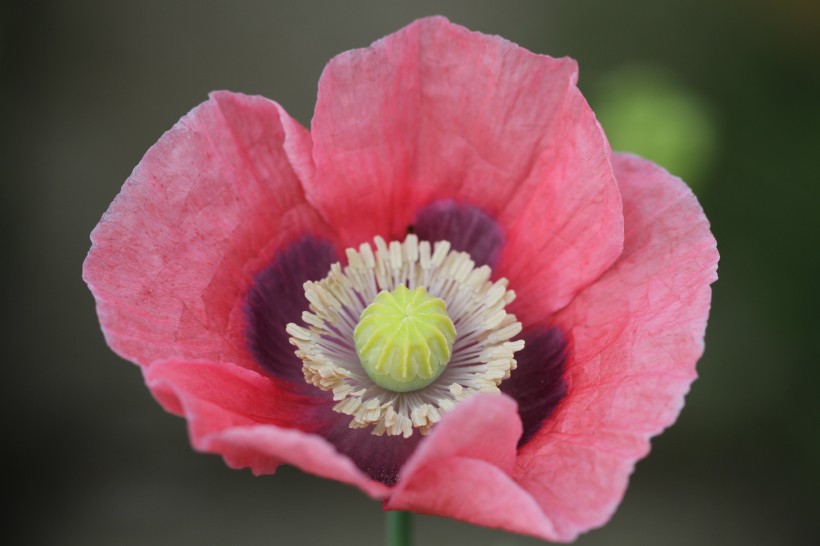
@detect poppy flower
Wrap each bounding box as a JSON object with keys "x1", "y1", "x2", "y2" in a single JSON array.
[{"x1": 83, "y1": 16, "x2": 718, "y2": 542}]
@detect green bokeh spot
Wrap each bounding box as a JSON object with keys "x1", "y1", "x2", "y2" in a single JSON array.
[
  {"x1": 593, "y1": 65, "x2": 718, "y2": 189},
  {"x1": 354, "y1": 285, "x2": 456, "y2": 393}
]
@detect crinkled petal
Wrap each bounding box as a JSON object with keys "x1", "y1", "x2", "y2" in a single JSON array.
[
  {"x1": 145, "y1": 359, "x2": 386, "y2": 498},
  {"x1": 145, "y1": 360, "x2": 324, "y2": 438},
  {"x1": 307, "y1": 16, "x2": 622, "y2": 318},
  {"x1": 397, "y1": 394, "x2": 520, "y2": 478},
  {"x1": 83, "y1": 91, "x2": 332, "y2": 370},
  {"x1": 390, "y1": 458, "x2": 556, "y2": 539},
  {"x1": 204, "y1": 427, "x2": 388, "y2": 498},
  {"x1": 513, "y1": 153, "x2": 719, "y2": 541},
  {"x1": 386, "y1": 394, "x2": 557, "y2": 540}
]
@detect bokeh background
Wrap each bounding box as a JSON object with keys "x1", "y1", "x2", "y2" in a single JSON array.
[{"x1": 5, "y1": 0, "x2": 819, "y2": 544}]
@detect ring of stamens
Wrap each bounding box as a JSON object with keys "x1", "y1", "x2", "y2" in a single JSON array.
[{"x1": 286, "y1": 234, "x2": 524, "y2": 438}]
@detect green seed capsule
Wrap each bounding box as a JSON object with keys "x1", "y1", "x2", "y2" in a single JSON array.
[{"x1": 354, "y1": 285, "x2": 456, "y2": 393}]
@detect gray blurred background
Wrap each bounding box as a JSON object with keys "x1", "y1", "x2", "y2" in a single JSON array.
[{"x1": 5, "y1": 0, "x2": 819, "y2": 544}]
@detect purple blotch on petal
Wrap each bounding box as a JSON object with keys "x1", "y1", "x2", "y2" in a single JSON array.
[
  {"x1": 321, "y1": 415, "x2": 422, "y2": 486},
  {"x1": 413, "y1": 200, "x2": 504, "y2": 268},
  {"x1": 501, "y1": 327, "x2": 568, "y2": 446},
  {"x1": 245, "y1": 237, "x2": 337, "y2": 390}
]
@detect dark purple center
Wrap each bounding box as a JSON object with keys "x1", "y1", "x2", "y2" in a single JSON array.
[
  {"x1": 413, "y1": 200, "x2": 504, "y2": 268},
  {"x1": 243, "y1": 201, "x2": 567, "y2": 485},
  {"x1": 501, "y1": 327, "x2": 568, "y2": 446},
  {"x1": 244, "y1": 237, "x2": 338, "y2": 392}
]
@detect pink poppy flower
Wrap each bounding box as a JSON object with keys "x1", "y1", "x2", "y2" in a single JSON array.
[{"x1": 83, "y1": 16, "x2": 718, "y2": 542}]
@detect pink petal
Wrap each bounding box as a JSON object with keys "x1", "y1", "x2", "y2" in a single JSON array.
[
  {"x1": 389, "y1": 458, "x2": 556, "y2": 539},
  {"x1": 145, "y1": 359, "x2": 386, "y2": 498},
  {"x1": 513, "y1": 153, "x2": 719, "y2": 541},
  {"x1": 398, "y1": 394, "x2": 521, "y2": 477},
  {"x1": 204, "y1": 427, "x2": 388, "y2": 499},
  {"x1": 83, "y1": 91, "x2": 332, "y2": 371},
  {"x1": 307, "y1": 16, "x2": 623, "y2": 318},
  {"x1": 145, "y1": 359, "x2": 322, "y2": 437},
  {"x1": 386, "y1": 394, "x2": 557, "y2": 540}
]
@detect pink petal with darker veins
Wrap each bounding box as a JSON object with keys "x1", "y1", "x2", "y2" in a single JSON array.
[
  {"x1": 386, "y1": 394, "x2": 558, "y2": 540},
  {"x1": 83, "y1": 91, "x2": 333, "y2": 371},
  {"x1": 512, "y1": 153, "x2": 719, "y2": 541},
  {"x1": 145, "y1": 359, "x2": 387, "y2": 498},
  {"x1": 307, "y1": 16, "x2": 623, "y2": 320}
]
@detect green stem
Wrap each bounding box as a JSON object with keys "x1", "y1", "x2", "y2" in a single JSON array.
[{"x1": 386, "y1": 510, "x2": 412, "y2": 546}]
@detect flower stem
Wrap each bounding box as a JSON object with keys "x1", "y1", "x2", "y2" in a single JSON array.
[{"x1": 386, "y1": 510, "x2": 412, "y2": 546}]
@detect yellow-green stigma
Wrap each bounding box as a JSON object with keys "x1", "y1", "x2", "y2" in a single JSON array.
[{"x1": 354, "y1": 285, "x2": 456, "y2": 393}]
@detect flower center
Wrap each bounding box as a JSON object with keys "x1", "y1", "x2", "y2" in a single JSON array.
[
  {"x1": 286, "y1": 234, "x2": 524, "y2": 437},
  {"x1": 354, "y1": 285, "x2": 456, "y2": 393}
]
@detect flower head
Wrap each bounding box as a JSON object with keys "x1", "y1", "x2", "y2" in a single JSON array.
[{"x1": 83, "y1": 17, "x2": 718, "y2": 542}]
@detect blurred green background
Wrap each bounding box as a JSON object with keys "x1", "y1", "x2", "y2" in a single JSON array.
[{"x1": 5, "y1": 0, "x2": 819, "y2": 544}]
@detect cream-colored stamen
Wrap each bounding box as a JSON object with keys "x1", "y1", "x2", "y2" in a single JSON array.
[{"x1": 286, "y1": 234, "x2": 524, "y2": 438}]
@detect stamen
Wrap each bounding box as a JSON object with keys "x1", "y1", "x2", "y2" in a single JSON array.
[{"x1": 286, "y1": 234, "x2": 524, "y2": 437}]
